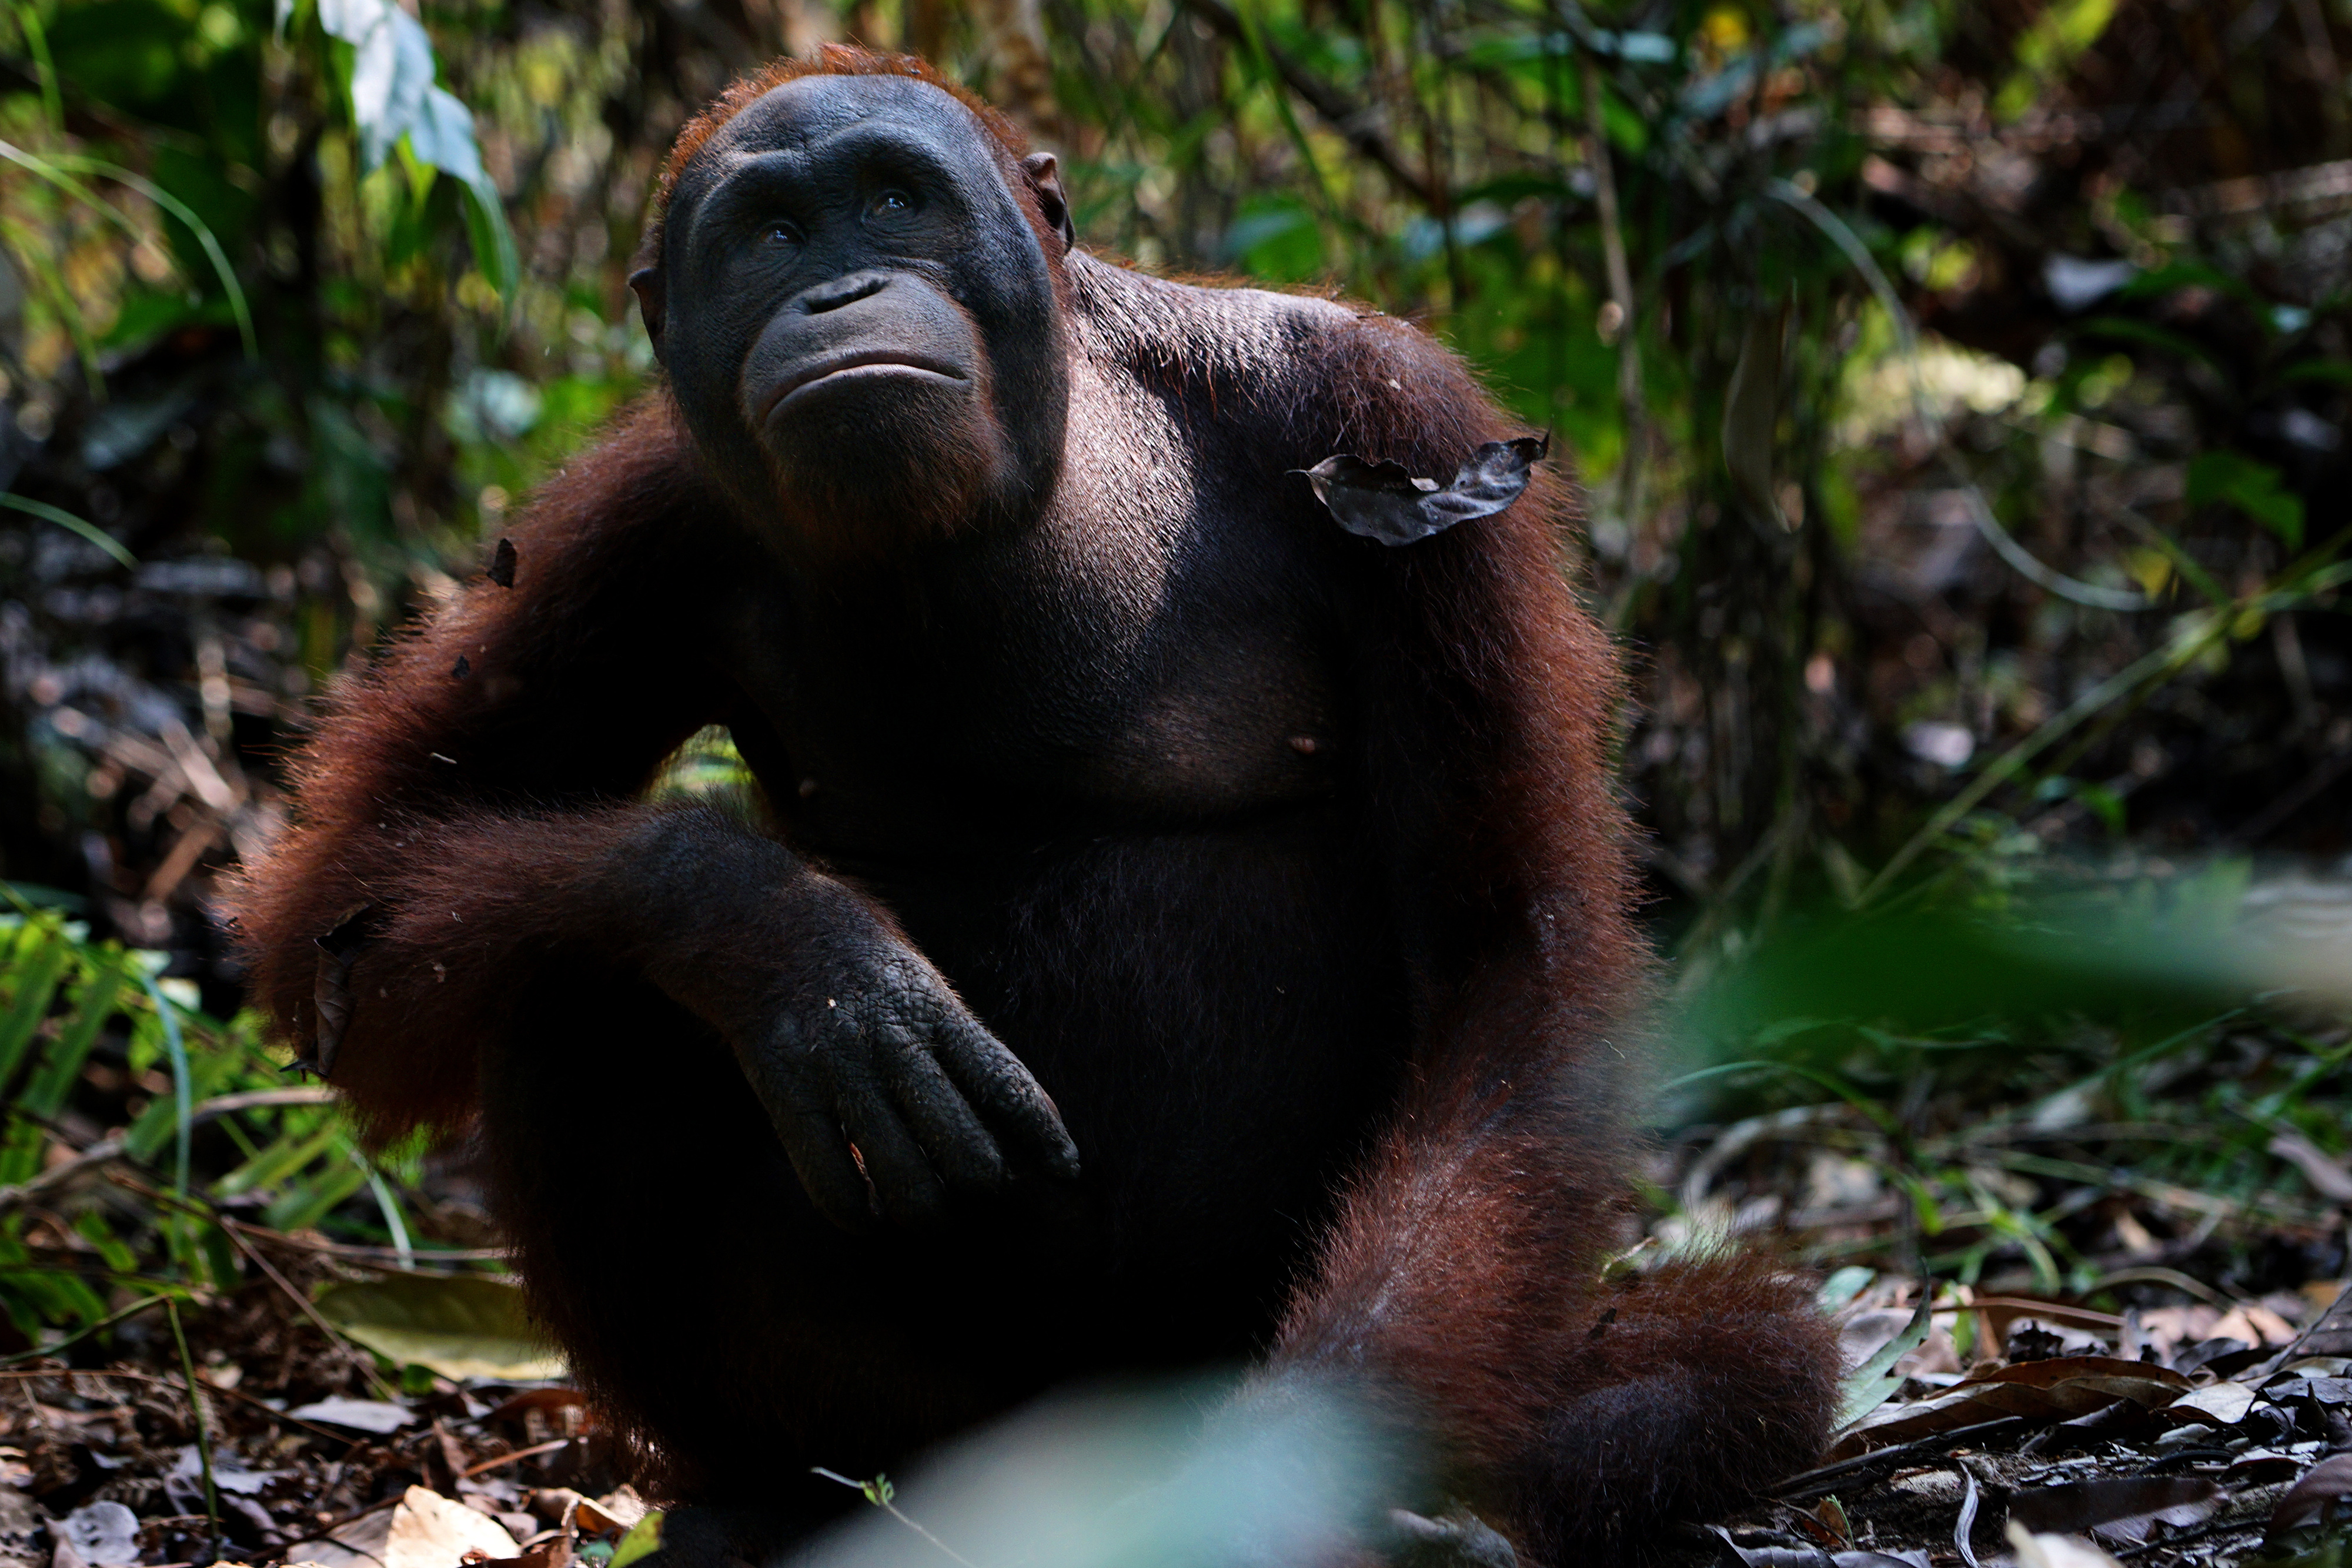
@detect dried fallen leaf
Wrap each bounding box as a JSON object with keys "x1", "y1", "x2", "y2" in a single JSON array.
[
  {"x1": 2227, "y1": 1448, "x2": 2305, "y2": 1484},
  {"x1": 2008, "y1": 1476, "x2": 2221, "y2": 1546},
  {"x1": 2211, "y1": 1303, "x2": 2298, "y2": 1349},
  {"x1": 2167, "y1": 1381, "x2": 2259, "y2": 1426},
  {"x1": 295, "y1": 1505, "x2": 395, "y2": 1568},
  {"x1": 2003, "y1": 1524, "x2": 2126, "y2": 1568},
  {"x1": 1832, "y1": 1357, "x2": 2191, "y2": 1457},
  {"x1": 0, "y1": 1489, "x2": 45, "y2": 1568},
  {"x1": 316, "y1": 1275, "x2": 566, "y2": 1382},
  {"x1": 2269, "y1": 1453, "x2": 2352, "y2": 1539},
  {"x1": 1703, "y1": 1527, "x2": 1928, "y2": 1567},
  {"x1": 383, "y1": 1486, "x2": 518, "y2": 1568},
  {"x1": 288, "y1": 1396, "x2": 418, "y2": 1435},
  {"x1": 59, "y1": 1502, "x2": 139, "y2": 1568},
  {"x1": 482, "y1": 1540, "x2": 572, "y2": 1568},
  {"x1": 576, "y1": 1489, "x2": 649, "y2": 1537},
  {"x1": 309, "y1": 902, "x2": 377, "y2": 1076}
]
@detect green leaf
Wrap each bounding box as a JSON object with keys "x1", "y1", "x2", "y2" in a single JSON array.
[
  {"x1": 610, "y1": 1514, "x2": 664, "y2": 1568},
  {"x1": 122, "y1": 1028, "x2": 239, "y2": 1163},
  {"x1": 22, "y1": 965, "x2": 126, "y2": 1120},
  {"x1": 265, "y1": 1159, "x2": 368, "y2": 1231},
  {"x1": 315, "y1": 0, "x2": 515, "y2": 305},
  {"x1": 2116, "y1": 260, "x2": 2262, "y2": 310},
  {"x1": 73, "y1": 1212, "x2": 138, "y2": 1276},
  {"x1": 0, "y1": 494, "x2": 138, "y2": 569},
  {"x1": 2074, "y1": 315, "x2": 2220, "y2": 370},
  {"x1": 49, "y1": 152, "x2": 258, "y2": 360},
  {"x1": 0, "y1": 927, "x2": 71, "y2": 1092},
  {"x1": 0, "y1": 962, "x2": 129, "y2": 1185},
  {"x1": 1599, "y1": 88, "x2": 1648, "y2": 153},
  {"x1": 1835, "y1": 1289, "x2": 1932, "y2": 1429},
  {"x1": 2282, "y1": 359, "x2": 2352, "y2": 387},
  {"x1": 1816, "y1": 1266, "x2": 1875, "y2": 1312},
  {"x1": 456, "y1": 171, "x2": 519, "y2": 310},
  {"x1": 1994, "y1": 0, "x2": 2120, "y2": 121},
  {"x1": 1222, "y1": 196, "x2": 1321, "y2": 281},
  {"x1": 315, "y1": 1274, "x2": 567, "y2": 1382},
  {"x1": 2187, "y1": 450, "x2": 2306, "y2": 549},
  {"x1": 216, "y1": 1118, "x2": 339, "y2": 1197}
]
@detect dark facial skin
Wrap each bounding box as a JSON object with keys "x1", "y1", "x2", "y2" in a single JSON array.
[{"x1": 634, "y1": 75, "x2": 1074, "y2": 553}]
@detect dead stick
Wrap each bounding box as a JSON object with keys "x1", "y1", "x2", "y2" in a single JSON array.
[
  {"x1": 1772, "y1": 1417, "x2": 2033, "y2": 1499},
  {"x1": 462, "y1": 1437, "x2": 572, "y2": 1477}
]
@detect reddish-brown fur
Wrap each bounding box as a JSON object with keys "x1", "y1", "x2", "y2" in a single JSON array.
[{"x1": 229, "y1": 50, "x2": 1839, "y2": 1565}]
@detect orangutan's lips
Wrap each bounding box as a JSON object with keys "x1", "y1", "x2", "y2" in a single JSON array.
[{"x1": 762, "y1": 353, "x2": 968, "y2": 422}]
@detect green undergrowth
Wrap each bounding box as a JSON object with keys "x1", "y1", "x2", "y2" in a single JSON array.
[
  {"x1": 0, "y1": 895, "x2": 482, "y2": 1364},
  {"x1": 1656, "y1": 845, "x2": 2352, "y2": 1305}
]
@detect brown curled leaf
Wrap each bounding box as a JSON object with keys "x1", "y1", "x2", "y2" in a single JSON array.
[
  {"x1": 312, "y1": 902, "x2": 379, "y2": 1078},
  {"x1": 2009, "y1": 1476, "x2": 2220, "y2": 1545},
  {"x1": 1831, "y1": 1355, "x2": 2191, "y2": 1459},
  {"x1": 2270, "y1": 1453, "x2": 2352, "y2": 1540},
  {"x1": 1294, "y1": 434, "x2": 1548, "y2": 546}
]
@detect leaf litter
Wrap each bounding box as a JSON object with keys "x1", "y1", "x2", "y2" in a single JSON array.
[
  {"x1": 0, "y1": 1235, "x2": 654, "y2": 1568},
  {"x1": 1678, "y1": 1276, "x2": 2352, "y2": 1568}
]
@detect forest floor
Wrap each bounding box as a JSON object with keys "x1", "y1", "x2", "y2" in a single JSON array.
[
  {"x1": 0, "y1": 891, "x2": 2346, "y2": 1568},
  {"x1": 2, "y1": 1116, "x2": 2350, "y2": 1568}
]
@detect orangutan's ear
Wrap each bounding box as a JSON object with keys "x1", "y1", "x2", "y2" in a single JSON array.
[
  {"x1": 1021, "y1": 152, "x2": 1075, "y2": 252},
  {"x1": 629, "y1": 266, "x2": 667, "y2": 359}
]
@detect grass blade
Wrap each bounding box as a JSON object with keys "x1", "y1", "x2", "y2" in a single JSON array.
[{"x1": 0, "y1": 494, "x2": 137, "y2": 569}]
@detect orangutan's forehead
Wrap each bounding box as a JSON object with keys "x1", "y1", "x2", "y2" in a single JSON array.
[{"x1": 702, "y1": 74, "x2": 987, "y2": 166}]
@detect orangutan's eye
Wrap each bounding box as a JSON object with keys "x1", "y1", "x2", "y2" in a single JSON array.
[{"x1": 867, "y1": 188, "x2": 914, "y2": 219}]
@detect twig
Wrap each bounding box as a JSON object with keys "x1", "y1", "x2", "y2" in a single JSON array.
[
  {"x1": 2110, "y1": 1513, "x2": 2266, "y2": 1559},
  {"x1": 220, "y1": 1222, "x2": 404, "y2": 1402},
  {"x1": 278, "y1": 1492, "x2": 403, "y2": 1552},
  {"x1": 0, "y1": 1292, "x2": 173, "y2": 1367},
  {"x1": 2086, "y1": 1266, "x2": 2237, "y2": 1310},
  {"x1": 812, "y1": 1469, "x2": 982, "y2": 1568},
  {"x1": 101, "y1": 1174, "x2": 437, "y2": 1399},
  {"x1": 462, "y1": 1438, "x2": 571, "y2": 1477},
  {"x1": 222, "y1": 1217, "x2": 506, "y2": 1267},
  {"x1": 1772, "y1": 1417, "x2": 2032, "y2": 1500},
  {"x1": 0, "y1": 1367, "x2": 363, "y2": 1446},
  {"x1": 187, "y1": 1086, "x2": 340, "y2": 1119},
  {"x1": 166, "y1": 1299, "x2": 222, "y2": 1565},
  {"x1": 0, "y1": 1086, "x2": 338, "y2": 1218},
  {"x1": 0, "y1": 1136, "x2": 127, "y2": 1217}
]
